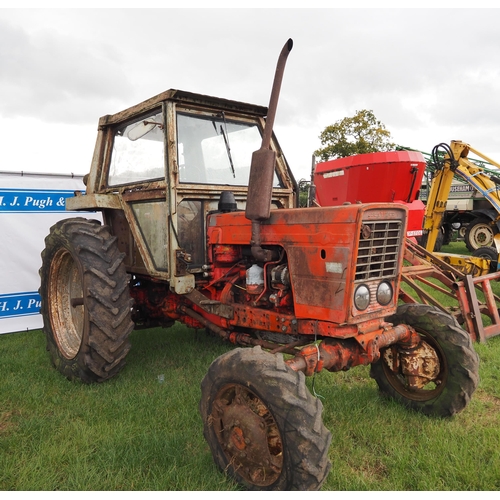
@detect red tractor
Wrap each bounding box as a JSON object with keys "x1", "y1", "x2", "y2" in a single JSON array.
[{"x1": 39, "y1": 40, "x2": 478, "y2": 490}]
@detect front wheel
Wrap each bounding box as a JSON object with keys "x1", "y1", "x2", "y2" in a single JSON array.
[
  {"x1": 200, "y1": 346, "x2": 332, "y2": 490},
  {"x1": 370, "y1": 304, "x2": 479, "y2": 417}
]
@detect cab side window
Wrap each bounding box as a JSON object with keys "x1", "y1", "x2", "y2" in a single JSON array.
[{"x1": 108, "y1": 111, "x2": 165, "y2": 186}]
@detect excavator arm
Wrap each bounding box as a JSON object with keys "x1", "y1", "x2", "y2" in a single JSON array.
[
  {"x1": 423, "y1": 140, "x2": 500, "y2": 275},
  {"x1": 422, "y1": 143, "x2": 457, "y2": 252}
]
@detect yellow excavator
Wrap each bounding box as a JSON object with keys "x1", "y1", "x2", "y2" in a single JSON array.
[
  {"x1": 422, "y1": 140, "x2": 500, "y2": 276},
  {"x1": 400, "y1": 140, "x2": 500, "y2": 343}
]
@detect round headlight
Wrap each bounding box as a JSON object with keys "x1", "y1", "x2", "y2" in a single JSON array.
[
  {"x1": 354, "y1": 285, "x2": 370, "y2": 310},
  {"x1": 377, "y1": 281, "x2": 393, "y2": 306}
]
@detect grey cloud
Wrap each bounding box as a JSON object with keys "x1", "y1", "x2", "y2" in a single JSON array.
[
  {"x1": 0, "y1": 17, "x2": 134, "y2": 123},
  {"x1": 2, "y1": 8, "x2": 500, "y2": 178}
]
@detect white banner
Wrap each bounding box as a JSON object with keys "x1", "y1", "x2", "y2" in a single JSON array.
[{"x1": 0, "y1": 172, "x2": 94, "y2": 334}]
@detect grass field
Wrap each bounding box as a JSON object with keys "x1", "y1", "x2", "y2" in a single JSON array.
[{"x1": 1, "y1": 241, "x2": 500, "y2": 491}]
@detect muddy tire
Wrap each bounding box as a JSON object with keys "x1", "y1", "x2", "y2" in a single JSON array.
[
  {"x1": 39, "y1": 217, "x2": 133, "y2": 383},
  {"x1": 465, "y1": 217, "x2": 496, "y2": 252},
  {"x1": 200, "y1": 346, "x2": 332, "y2": 490},
  {"x1": 370, "y1": 304, "x2": 479, "y2": 417}
]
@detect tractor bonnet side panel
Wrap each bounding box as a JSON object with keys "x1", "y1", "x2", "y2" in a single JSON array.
[{"x1": 262, "y1": 208, "x2": 357, "y2": 322}]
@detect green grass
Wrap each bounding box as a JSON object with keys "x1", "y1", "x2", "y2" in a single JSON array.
[
  {"x1": 1, "y1": 322, "x2": 500, "y2": 491},
  {"x1": 0, "y1": 325, "x2": 237, "y2": 491}
]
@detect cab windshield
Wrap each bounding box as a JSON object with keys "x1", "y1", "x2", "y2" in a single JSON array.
[{"x1": 177, "y1": 112, "x2": 282, "y2": 187}]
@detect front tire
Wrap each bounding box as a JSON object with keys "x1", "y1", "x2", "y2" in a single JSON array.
[
  {"x1": 370, "y1": 304, "x2": 479, "y2": 417},
  {"x1": 200, "y1": 346, "x2": 332, "y2": 490},
  {"x1": 39, "y1": 218, "x2": 133, "y2": 383}
]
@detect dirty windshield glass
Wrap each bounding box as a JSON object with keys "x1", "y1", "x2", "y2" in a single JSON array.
[
  {"x1": 177, "y1": 112, "x2": 282, "y2": 187},
  {"x1": 108, "y1": 111, "x2": 165, "y2": 186}
]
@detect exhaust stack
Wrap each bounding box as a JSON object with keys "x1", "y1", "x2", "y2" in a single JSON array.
[{"x1": 245, "y1": 38, "x2": 293, "y2": 262}]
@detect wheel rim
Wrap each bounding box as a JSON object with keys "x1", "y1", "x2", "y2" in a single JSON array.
[
  {"x1": 380, "y1": 331, "x2": 448, "y2": 402},
  {"x1": 48, "y1": 248, "x2": 85, "y2": 359},
  {"x1": 469, "y1": 223, "x2": 494, "y2": 248},
  {"x1": 211, "y1": 383, "x2": 283, "y2": 487}
]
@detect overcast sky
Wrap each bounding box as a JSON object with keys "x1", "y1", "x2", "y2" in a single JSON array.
[{"x1": 1, "y1": 6, "x2": 500, "y2": 182}]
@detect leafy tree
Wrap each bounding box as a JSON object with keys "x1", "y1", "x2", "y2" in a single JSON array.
[
  {"x1": 314, "y1": 109, "x2": 397, "y2": 161},
  {"x1": 298, "y1": 179, "x2": 310, "y2": 207}
]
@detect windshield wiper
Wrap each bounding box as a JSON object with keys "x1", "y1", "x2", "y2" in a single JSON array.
[
  {"x1": 215, "y1": 112, "x2": 235, "y2": 178},
  {"x1": 220, "y1": 126, "x2": 235, "y2": 178}
]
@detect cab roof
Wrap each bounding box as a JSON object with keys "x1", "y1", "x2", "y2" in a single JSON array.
[{"x1": 98, "y1": 89, "x2": 269, "y2": 128}]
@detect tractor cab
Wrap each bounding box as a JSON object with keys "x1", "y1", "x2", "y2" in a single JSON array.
[{"x1": 68, "y1": 90, "x2": 297, "y2": 291}]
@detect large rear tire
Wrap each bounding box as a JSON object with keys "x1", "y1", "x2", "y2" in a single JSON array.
[
  {"x1": 200, "y1": 346, "x2": 332, "y2": 490},
  {"x1": 39, "y1": 218, "x2": 133, "y2": 383},
  {"x1": 370, "y1": 304, "x2": 479, "y2": 417}
]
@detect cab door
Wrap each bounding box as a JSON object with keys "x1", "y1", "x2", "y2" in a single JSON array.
[{"x1": 105, "y1": 108, "x2": 171, "y2": 281}]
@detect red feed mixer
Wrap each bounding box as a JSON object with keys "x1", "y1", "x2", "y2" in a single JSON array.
[{"x1": 313, "y1": 150, "x2": 427, "y2": 241}]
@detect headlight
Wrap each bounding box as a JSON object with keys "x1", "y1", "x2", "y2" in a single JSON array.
[
  {"x1": 377, "y1": 281, "x2": 393, "y2": 306},
  {"x1": 354, "y1": 285, "x2": 370, "y2": 310}
]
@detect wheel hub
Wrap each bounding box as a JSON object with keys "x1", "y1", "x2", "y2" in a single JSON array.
[
  {"x1": 212, "y1": 385, "x2": 283, "y2": 487},
  {"x1": 398, "y1": 341, "x2": 441, "y2": 390},
  {"x1": 383, "y1": 340, "x2": 441, "y2": 391}
]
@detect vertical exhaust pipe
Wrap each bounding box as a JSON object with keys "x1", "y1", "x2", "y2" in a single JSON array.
[{"x1": 245, "y1": 38, "x2": 293, "y2": 262}]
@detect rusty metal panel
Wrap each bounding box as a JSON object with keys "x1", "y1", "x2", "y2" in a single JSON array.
[
  {"x1": 105, "y1": 209, "x2": 148, "y2": 274},
  {"x1": 463, "y1": 275, "x2": 486, "y2": 343},
  {"x1": 66, "y1": 193, "x2": 122, "y2": 211}
]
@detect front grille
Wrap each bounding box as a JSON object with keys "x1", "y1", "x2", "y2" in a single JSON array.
[{"x1": 355, "y1": 220, "x2": 403, "y2": 281}]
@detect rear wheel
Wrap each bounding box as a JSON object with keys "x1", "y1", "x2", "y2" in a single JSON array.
[
  {"x1": 370, "y1": 304, "x2": 479, "y2": 417},
  {"x1": 200, "y1": 346, "x2": 332, "y2": 490},
  {"x1": 39, "y1": 218, "x2": 133, "y2": 383},
  {"x1": 465, "y1": 217, "x2": 496, "y2": 252}
]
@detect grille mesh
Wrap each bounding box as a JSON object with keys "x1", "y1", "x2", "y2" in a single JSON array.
[{"x1": 355, "y1": 220, "x2": 403, "y2": 281}]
